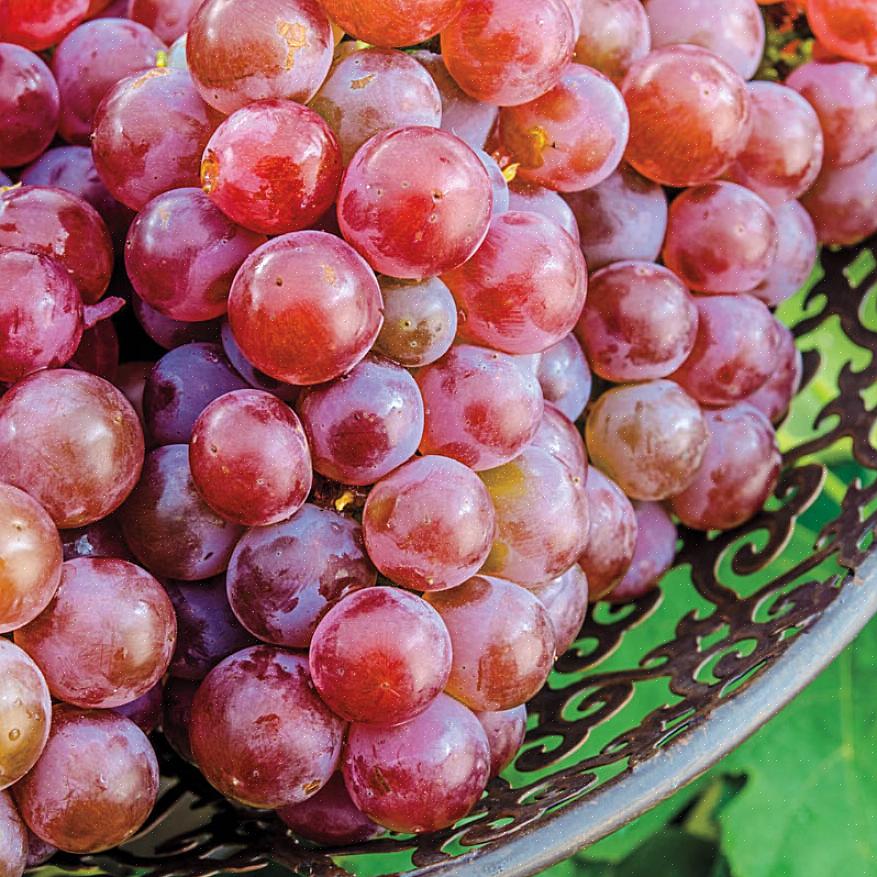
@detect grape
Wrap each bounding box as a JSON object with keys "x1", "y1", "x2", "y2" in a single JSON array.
[
  {"x1": 0, "y1": 791, "x2": 26, "y2": 877},
  {"x1": 440, "y1": 0, "x2": 575, "y2": 106},
  {"x1": 0, "y1": 248, "x2": 83, "y2": 383},
  {"x1": 186, "y1": 0, "x2": 332, "y2": 114},
  {"x1": 750, "y1": 201, "x2": 818, "y2": 307},
  {"x1": 227, "y1": 503, "x2": 376, "y2": 648},
  {"x1": 126, "y1": 188, "x2": 267, "y2": 322},
  {"x1": 61, "y1": 515, "x2": 132, "y2": 562},
  {"x1": 201, "y1": 100, "x2": 342, "y2": 235},
  {"x1": 337, "y1": 126, "x2": 492, "y2": 279},
  {"x1": 311, "y1": 48, "x2": 442, "y2": 166},
  {"x1": 362, "y1": 455, "x2": 496, "y2": 592},
  {"x1": 0, "y1": 640, "x2": 51, "y2": 791},
  {"x1": 279, "y1": 772, "x2": 383, "y2": 846},
  {"x1": 0, "y1": 44, "x2": 59, "y2": 169},
  {"x1": 726, "y1": 82, "x2": 824, "y2": 206},
  {"x1": 114, "y1": 362, "x2": 151, "y2": 429},
  {"x1": 132, "y1": 293, "x2": 222, "y2": 350},
  {"x1": 577, "y1": 468, "x2": 636, "y2": 599},
  {"x1": 165, "y1": 576, "x2": 254, "y2": 680},
  {"x1": 373, "y1": 276, "x2": 458, "y2": 367},
  {"x1": 670, "y1": 403, "x2": 781, "y2": 530},
  {"x1": 536, "y1": 335, "x2": 591, "y2": 422},
  {"x1": 25, "y1": 828, "x2": 56, "y2": 867},
  {"x1": 621, "y1": 45, "x2": 751, "y2": 187},
  {"x1": 166, "y1": 33, "x2": 188, "y2": 68},
  {"x1": 476, "y1": 148, "x2": 510, "y2": 215},
  {"x1": 0, "y1": 370, "x2": 144, "y2": 528},
  {"x1": 800, "y1": 148, "x2": 877, "y2": 246},
  {"x1": 297, "y1": 355, "x2": 424, "y2": 486},
  {"x1": 575, "y1": 261, "x2": 698, "y2": 382},
  {"x1": 672, "y1": 294, "x2": 781, "y2": 407},
  {"x1": 319, "y1": 0, "x2": 462, "y2": 46},
  {"x1": 411, "y1": 50, "x2": 498, "y2": 150},
  {"x1": 128, "y1": 0, "x2": 201, "y2": 41},
  {"x1": 662, "y1": 182, "x2": 778, "y2": 294},
  {"x1": 507, "y1": 179, "x2": 581, "y2": 243},
  {"x1": 190, "y1": 646, "x2": 345, "y2": 808},
  {"x1": 585, "y1": 380, "x2": 708, "y2": 501},
  {"x1": 479, "y1": 446, "x2": 589, "y2": 585},
  {"x1": 530, "y1": 564, "x2": 588, "y2": 654},
  {"x1": 572, "y1": 0, "x2": 650, "y2": 84},
  {"x1": 219, "y1": 322, "x2": 298, "y2": 402},
  {"x1": 343, "y1": 693, "x2": 490, "y2": 833},
  {"x1": 530, "y1": 403, "x2": 588, "y2": 483},
  {"x1": 310, "y1": 587, "x2": 452, "y2": 725},
  {"x1": 161, "y1": 677, "x2": 197, "y2": 763},
  {"x1": 0, "y1": 0, "x2": 89, "y2": 50},
  {"x1": 70, "y1": 318, "x2": 119, "y2": 382},
  {"x1": 51, "y1": 19, "x2": 165, "y2": 145},
  {"x1": 0, "y1": 186, "x2": 113, "y2": 304},
  {"x1": 120, "y1": 445, "x2": 245, "y2": 580},
  {"x1": 475, "y1": 705, "x2": 527, "y2": 777},
  {"x1": 15, "y1": 557, "x2": 176, "y2": 708},
  {"x1": 228, "y1": 231, "x2": 383, "y2": 386},
  {"x1": 112, "y1": 681, "x2": 163, "y2": 735},
  {"x1": 786, "y1": 60, "x2": 877, "y2": 168},
  {"x1": 92, "y1": 68, "x2": 220, "y2": 211},
  {"x1": 747, "y1": 321, "x2": 803, "y2": 425},
  {"x1": 417, "y1": 344, "x2": 544, "y2": 470},
  {"x1": 427, "y1": 576, "x2": 556, "y2": 710},
  {"x1": 499, "y1": 64, "x2": 629, "y2": 192},
  {"x1": 807, "y1": 0, "x2": 877, "y2": 65},
  {"x1": 563, "y1": 164, "x2": 668, "y2": 270},
  {"x1": 12, "y1": 705, "x2": 159, "y2": 853},
  {"x1": 444, "y1": 211, "x2": 587, "y2": 354},
  {"x1": 606, "y1": 501, "x2": 677, "y2": 603},
  {"x1": 190, "y1": 390, "x2": 311, "y2": 526}
]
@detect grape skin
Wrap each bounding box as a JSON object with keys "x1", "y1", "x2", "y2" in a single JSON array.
[
  {"x1": 0, "y1": 791, "x2": 27, "y2": 877},
  {"x1": 530, "y1": 564, "x2": 589, "y2": 654},
  {"x1": 530, "y1": 403, "x2": 589, "y2": 483},
  {"x1": 746, "y1": 321, "x2": 803, "y2": 425},
  {"x1": 476, "y1": 705, "x2": 527, "y2": 777},
  {"x1": 536, "y1": 335, "x2": 592, "y2": 422}
]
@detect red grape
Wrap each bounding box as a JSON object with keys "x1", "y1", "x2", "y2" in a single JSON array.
[
  {"x1": 417, "y1": 344, "x2": 544, "y2": 470},
  {"x1": 807, "y1": 0, "x2": 877, "y2": 65},
  {"x1": 128, "y1": 0, "x2": 201, "y2": 42},
  {"x1": 61, "y1": 515, "x2": 132, "y2": 563},
  {"x1": 0, "y1": 791, "x2": 27, "y2": 877},
  {"x1": 227, "y1": 231, "x2": 383, "y2": 385},
  {"x1": 161, "y1": 677, "x2": 197, "y2": 763},
  {"x1": 536, "y1": 334, "x2": 592, "y2": 422},
  {"x1": 476, "y1": 705, "x2": 527, "y2": 777},
  {"x1": 112, "y1": 681, "x2": 163, "y2": 735},
  {"x1": 507, "y1": 179, "x2": 581, "y2": 243},
  {"x1": 476, "y1": 147, "x2": 511, "y2": 215},
  {"x1": 747, "y1": 321, "x2": 803, "y2": 425},
  {"x1": 362, "y1": 455, "x2": 496, "y2": 592},
  {"x1": 25, "y1": 828, "x2": 56, "y2": 867},
  {"x1": 530, "y1": 403, "x2": 588, "y2": 483},
  {"x1": 606, "y1": 501, "x2": 676, "y2": 602},
  {"x1": 220, "y1": 321, "x2": 299, "y2": 401},
  {"x1": 575, "y1": 261, "x2": 698, "y2": 382},
  {"x1": 114, "y1": 362, "x2": 151, "y2": 428},
  {"x1": 70, "y1": 318, "x2": 120, "y2": 382},
  {"x1": 572, "y1": 0, "x2": 651, "y2": 83},
  {"x1": 132, "y1": 293, "x2": 222, "y2": 349},
  {"x1": 343, "y1": 693, "x2": 490, "y2": 833},
  {"x1": 337, "y1": 126, "x2": 492, "y2": 279},
  {"x1": 0, "y1": 0, "x2": 89, "y2": 50},
  {"x1": 530, "y1": 564, "x2": 589, "y2": 653},
  {"x1": 319, "y1": 0, "x2": 462, "y2": 46},
  {"x1": 190, "y1": 646, "x2": 345, "y2": 808},
  {"x1": 227, "y1": 503, "x2": 376, "y2": 648},
  {"x1": 12, "y1": 705, "x2": 159, "y2": 853}
]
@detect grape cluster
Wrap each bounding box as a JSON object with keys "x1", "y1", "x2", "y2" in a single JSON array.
[{"x1": 0, "y1": 0, "x2": 874, "y2": 865}]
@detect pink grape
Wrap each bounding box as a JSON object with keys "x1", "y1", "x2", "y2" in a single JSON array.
[
  {"x1": 166, "y1": 33, "x2": 188, "y2": 68},
  {"x1": 337, "y1": 126, "x2": 492, "y2": 279},
  {"x1": 343, "y1": 693, "x2": 490, "y2": 833},
  {"x1": 12, "y1": 705, "x2": 159, "y2": 853},
  {"x1": 536, "y1": 334, "x2": 592, "y2": 422},
  {"x1": 747, "y1": 321, "x2": 803, "y2": 425},
  {"x1": 128, "y1": 0, "x2": 201, "y2": 41},
  {"x1": 530, "y1": 564, "x2": 589, "y2": 654},
  {"x1": 0, "y1": 791, "x2": 27, "y2": 877},
  {"x1": 111, "y1": 681, "x2": 163, "y2": 735},
  {"x1": 476, "y1": 148, "x2": 510, "y2": 215},
  {"x1": 0, "y1": 0, "x2": 89, "y2": 50},
  {"x1": 161, "y1": 677, "x2": 197, "y2": 763},
  {"x1": 190, "y1": 646, "x2": 345, "y2": 808},
  {"x1": 476, "y1": 705, "x2": 527, "y2": 777},
  {"x1": 530, "y1": 403, "x2": 589, "y2": 483},
  {"x1": 417, "y1": 344, "x2": 544, "y2": 470},
  {"x1": 132, "y1": 293, "x2": 222, "y2": 350},
  {"x1": 227, "y1": 503, "x2": 376, "y2": 649},
  {"x1": 362, "y1": 455, "x2": 497, "y2": 592},
  {"x1": 220, "y1": 321, "x2": 299, "y2": 402},
  {"x1": 572, "y1": 0, "x2": 651, "y2": 84},
  {"x1": 507, "y1": 179, "x2": 581, "y2": 243},
  {"x1": 318, "y1": 0, "x2": 463, "y2": 47}
]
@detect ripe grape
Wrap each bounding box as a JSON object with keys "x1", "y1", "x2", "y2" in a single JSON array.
[
  {"x1": 320, "y1": 0, "x2": 462, "y2": 46},
  {"x1": 507, "y1": 179, "x2": 581, "y2": 243},
  {"x1": 12, "y1": 705, "x2": 159, "y2": 853},
  {"x1": 417, "y1": 344, "x2": 544, "y2": 470},
  {"x1": 572, "y1": 0, "x2": 650, "y2": 84},
  {"x1": 128, "y1": 0, "x2": 201, "y2": 42},
  {"x1": 25, "y1": 828, "x2": 56, "y2": 867},
  {"x1": 362, "y1": 455, "x2": 496, "y2": 592},
  {"x1": 161, "y1": 677, "x2": 197, "y2": 763},
  {"x1": 0, "y1": 791, "x2": 27, "y2": 877},
  {"x1": 499, "y1": 64, "x2": 629, "y2": 192},
  {"x1": 189, "y1": 646, "x2": 345, "y2": 808},
  {"x1": 70, "y1": 318, "x2": 119, "y2": 382},
  {"x1": 727, "y1": 82, "x2": 824, "y2": 206},
  {"x1": 190, "y1": 389, "x2": 311, "y2": 526},
  {"x1": 337, "y1": 126, "x2": 492, "y2": 279},
  {"x1": 119, "y1": 444, "x2": 244, "y2": 579},
  {"x1": 297, "y1": 355, "x2": 424, "y2": 486},
  {"x1": 343, "y1": 693, "x2": 490, "y2": 833},
  {"x1": 563, "y1": 164, "x2": 668, "y2": 270},
  {"x1": 0, "y1": 640, "x2": 51, "y2": 790},
  {"x1": 227, "y1": 503, "x2": 376, "y2": 648},
  {"x1": 167, "y1": 33, "x2": 188, "y2": 68},
  {"x1": 373, "y1": 276, "x2": 458, "y2": 367},
  {"x1": 0, "y1": 44, "x2": 59, "y2": 169},
  {"x1": 0, "y1": 370, "x2": 144, "y2": 528},
  {"x1": 219, "y1": 321, "x2": 299, "y2": 401},
  {"x1": 427, "y1": 576, "x2": 556, "y2": 710},
  {"x1": 530, "y1": 403, "x2": 588, "y2": 483},
  {"x1": 112, "y1": 681, "x2": 163, "y2": 735},
  {"x1": 186, "y1": 0, "x2": 332, "y2": 114},
  {"x1": 114, "y1": 362, "x2": 151, "y2": 428},
  {"x1": 806, "y1": 0, "x2": 877, "y2": 65},
  {"x1": 125, "y1": 188, "x2": 267, "y2": 322},
  {"x1": 530, "y1": 564, "x2": 589, "y2": 654},
  {"x1": 621, "y1": 45, "x2": 751, "y2": 187},
  {"x1": 476, "y1": 707, "x2": 527, "y2": 779},
  {"x1": 536, "y1": 335, "x2": 591, "y2": 422},
  {"x1": 440, "y1": 0, "x2": 575, "y2": 106},
  {"x1": 476, "y1": 148, "x2": 510, "y2": 215},
  {"x1": 15, "y1": 557, "x2": 176, "y2": 708},
  {"x1": 132, "y1": 293, "x2": 222, "y2": 349},
  {"x1": 672, "y1": 294, "x2": 781, "y2": 407},
  {"x1": 606, "y1": 501, "x2": 677, "y2": 602},
  {"x1": 443, "y1": 211, "x2": 587, "y2": 354},
  {"x1": 586, "y1": 380, "x2": 709, "y2": 501},
  {"x1": 227, "y1": 231, "x2": 383, "y2": 385},
  {"x1": 61, "y1": 515, "x2": 132, "y2": 562},
  {"x1": 747, "y1": 321, "x2": 803, "y2": 425},
  {"x1": 662, "y1": 182, "x2": 778, "y2": 294},
  {"x1": 0, "y1": 0, "x2": 89, "y2": 50},
  {"x1": 201, "y1": 100, "x2": 342, "y2": 235}
]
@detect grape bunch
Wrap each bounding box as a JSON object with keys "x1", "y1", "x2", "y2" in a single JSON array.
[{"x1": 0, "y1": 0, "x2": 875, "y2": 866}]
